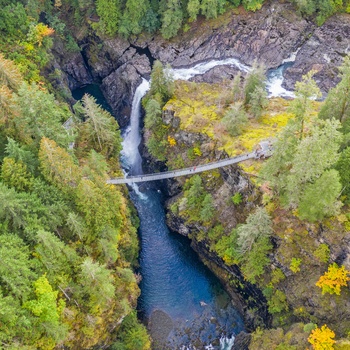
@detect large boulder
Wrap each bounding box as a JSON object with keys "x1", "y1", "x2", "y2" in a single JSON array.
[{"x1": 101, "y1": 53, "x2": 151, "y2": 127}]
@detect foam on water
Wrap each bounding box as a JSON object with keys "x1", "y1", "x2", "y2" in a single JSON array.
[
  {"x1": 121, "y1": 78, "x2": 150, "y2": 175},
  {"x1": 171, "y1": 58, "x2": 250, "y2": 80}
]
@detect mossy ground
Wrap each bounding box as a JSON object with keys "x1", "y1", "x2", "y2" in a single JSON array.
[{"x1": 165, "y1": 80, "x2": 321, "y2": 177}]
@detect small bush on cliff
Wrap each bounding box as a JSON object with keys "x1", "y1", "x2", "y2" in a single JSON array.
[
  {"x1": 290, "y1": 257, "x2": 302, "y2": 273},
  {"x1": 231, "y1": 192, "x2": 242, "y2": 205},
  {"x1": 313, "y1": 244, "x2": 330, "y2": 263},
  {"x1": 316, "y1": 263, "x2": 350, "y2": 295},
  {"x1": 308, "y1": 324, "x2": 336, "y2": 350}
]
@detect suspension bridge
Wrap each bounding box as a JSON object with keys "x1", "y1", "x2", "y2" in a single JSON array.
[{"x1": 107, "y1": 150, "x2": 266, "y2": 185}]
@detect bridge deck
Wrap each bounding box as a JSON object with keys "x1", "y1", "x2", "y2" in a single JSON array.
[{"x1": 107, "y1": 152, "x2": 256, "y2": 184}]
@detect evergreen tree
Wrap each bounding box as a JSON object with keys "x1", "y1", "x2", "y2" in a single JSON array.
[
  {"x1": 5, "y1": 137, "x2": 37, "y2": 173},
  {"x1": 244, "y1": 62, "x2": 266, "y2": 107},
  {"x1": 236, "y1": 206, "x2": 272, "y2": 254},
  {"x1": 149, "y1": 60, "x2": 175, "y2": 105},
  {"x1": 200, "y1": 193, "x2": 215, "y2": 221},
  {"x1": 38, "y1": 137, "x2": 81, "y2": 192},
  {"x1": 298, "y1": 169, "x2": 342, "y2": 221},
  {"x1": 119, "y1": 0, "x2": 151, "y2": 37},
  {"x1": 80, "y1": 94, "x2": 122, "y2": 157},
  {"x1": 144, "y1": 98, "x2": 162, "y2": 129},
  {"x1": 1, "y1": 157, "x2": 34, "y2": 191},
  {"x1": 160, "y1": 0, "x2": 184, "y2": 39},
  {"x1": 248, "y1": 85, "x2": 268, "y2": 118},
  {"x1": 0, "y1": 53, "x2": 22, "y2": 90},
  {"x1": 260, "y1": 121, "x2": 299, "y2": 194},
  {"x1": 289, "y1": 70, "x2": 321, "y2": 139},
  {"x1": 95, "y1": 0, "x2": 121, "y2": 35},
  {"x1": 319, "y1": 55, "x2": 350, "y2": 131},
  {"x1": 242, "y1": 0, "x2": 265, "y2": 11},
  {"x1": 13, "y1": 82, "x2": 71, "y2": 147},
  {"x1": 0, "y1": 233, "x2": 37, "y2": 300},
  {"x1": 335, "y1": 146, "x2": 350, "y2": 201},
  {"x1": 285, "y1": 119, "x2": 342, "y2": 207},
  {"x1": 187, "y1": 0, "x2": 200, "y2": 21},
  {"x1": 221, "y1": 102, "x2": 248, "y2": 136},
  {"x1": 200, "y1": 0, "x2": 226, "y2": 19},
  {"x1": 78, "y1": 257, "x2": 116, "y2": 313},
  {"x1": 35, "y1": 230, "x2": 79, "y2": 286}
]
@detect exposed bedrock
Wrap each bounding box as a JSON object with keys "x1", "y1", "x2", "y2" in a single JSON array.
[
  {"x1": 283, "y1": 13, "x2": 350, "y2": 94},
  {"x1": 54, "y1": 2, "x2": 350, "y2": 124}
]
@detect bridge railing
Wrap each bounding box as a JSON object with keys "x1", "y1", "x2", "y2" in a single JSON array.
[{"x1": 107, "y1": 152, "x2": 256, "y2": 184}]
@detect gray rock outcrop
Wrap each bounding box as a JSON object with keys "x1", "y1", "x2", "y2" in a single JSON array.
[{"x1": 283, "y1": 13, "x2": 350, "y2": 94}]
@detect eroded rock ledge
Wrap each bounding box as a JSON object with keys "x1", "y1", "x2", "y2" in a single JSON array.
[{"x1": 52, "y1": 1, "x2": 350, "y2": 127}]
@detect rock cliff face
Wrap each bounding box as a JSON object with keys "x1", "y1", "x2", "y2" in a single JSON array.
[
  {"x1": 52, "y1": 1, "x2": 349, "y2": 125},
  {"x1": 283, "y1": 13, "x2": 350, "y2": 94}
]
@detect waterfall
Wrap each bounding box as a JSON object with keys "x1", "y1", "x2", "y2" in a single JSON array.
[
  {"x1": 121, "y1": 78, "x2": 150, "y2": 175},
  {"x1": 219, "y1": 335, "x2": 236, "y2": 350}
]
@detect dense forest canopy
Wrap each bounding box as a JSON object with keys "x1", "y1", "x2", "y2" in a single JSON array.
[{"x1": 0, "y1": 46, "x2": 150, "y2": 350}]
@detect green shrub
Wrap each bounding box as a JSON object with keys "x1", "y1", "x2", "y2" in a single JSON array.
[
  {"x1": 304, "y1": 323, "x2": 317, "y2": 333},
  {"x1": 290, "y1": 257, "x2": 302, "y2": 273},
  {"x1": 313, "y1": 244, "x2": 330, "y2": 263},
  {"x1": 231, "y1": 192, "x2": 242, "y2": 205}
]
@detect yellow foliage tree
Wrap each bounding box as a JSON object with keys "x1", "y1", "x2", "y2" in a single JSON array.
[
  {"x1": 0, "y1": 53, "x2": 22, "y2": 90},
  {"x1": 316, "y1": 263, "x2": 350, "y2": 295},
  {"x1": 27, "y1": 23, "x2": 55, "y2": 47},
  {"x1": 38, "y1": 137, "x2": 81, "y2": 191},
  {"x1": 167, "y1": 135, "x2": 176, "y2": 146},
  {"x1": 308, "y1": 324, "x2": 335, "y2": 350}
]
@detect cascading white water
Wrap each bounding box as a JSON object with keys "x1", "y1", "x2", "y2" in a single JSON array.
[
  {"x1": 266, "y1": 50, "x2": 299, "y2": 98},
  {"x1": 219, "y1": 335, "x2": 236, "y2": 350},
  {"x1": 170, "y1": 58, "x2": 250, "y2": 80},
  {"x1": 121, "y1": 78, "x2": 150, "y2": 175}
]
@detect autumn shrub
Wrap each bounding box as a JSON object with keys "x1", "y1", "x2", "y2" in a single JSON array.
[
  {"x1": 316, "y1": 263, "x2": 350, "y2": 295},
  {"x1": 290, "y1": 257, "x2": 302, "y2": 273},
  {"x1": 308, "y1": 324, "x2": 336, "y2": 350}
]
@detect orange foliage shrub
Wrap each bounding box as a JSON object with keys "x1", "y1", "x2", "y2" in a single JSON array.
[
  {"x1": 167, "y1": 135, "x2": 176, "y2": 146},
  {"x1": 316, "y1": 263, "x2": 350, "y2": 295},
  {"x1": 308, "y1": 324, "x2": 335, "y2": 350}
]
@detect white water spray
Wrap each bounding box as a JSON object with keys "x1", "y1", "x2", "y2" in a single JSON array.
[
  {"x1": 266, "y1": 50, "x2": 299, "y2": 98},
  {"x1": 219, "y1": 335, "x2": 236, "y2": 350},
  {"x1": 121, "y1": 78, "x2": 150, "y2": 175},
  {"x1": 170, "y1": 58, "x2": 250, "y2": 81}
]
